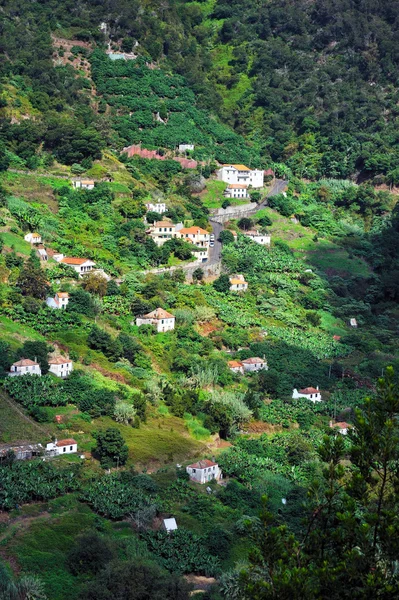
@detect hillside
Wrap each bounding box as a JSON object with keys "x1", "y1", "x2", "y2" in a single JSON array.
[{"x1": 1, "y1": 1, "x2": 399, "y2": 599}]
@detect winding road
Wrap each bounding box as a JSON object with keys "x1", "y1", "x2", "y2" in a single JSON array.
[{"x1": 207, "y1": 178, "x2": 288, "y2": 265}]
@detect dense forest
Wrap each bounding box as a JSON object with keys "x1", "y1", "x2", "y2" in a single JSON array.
[{"x1": 1, "y1": 0, "x2": 399, "y2": 599}]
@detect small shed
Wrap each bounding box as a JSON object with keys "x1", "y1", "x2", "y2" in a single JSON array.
[
  {"x1": 349, "y1": 318, "x2": 358, "y2": 328},
  {"x1": 163, "y1": 518, "x2": 178, "y2": 533}
]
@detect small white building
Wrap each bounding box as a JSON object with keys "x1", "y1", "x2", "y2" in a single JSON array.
[
  {"x1": 9, "y1": 358, "x2": 42, "y2": 377},
  {"x1": 224, "y1": 184, "x2": 249, "y2": 199},
  {"x1": 24, "y1": 232, "x2": 42, "y2": 244},
  {"x1": 177, "y1": 226, "x2": 210, "y2": 248},
  {"x1": 135, "y1": 307, "x2": 175, "y2": 332},
  {"x1": 292, "y1": 386, "x2": 322, "y2": 402},
  {"x1": 54, "y1": 255, "x2": 95, "y2": 276},
  {"x1": 229, "y1": 274, "x2": 248, "y2": 292},
  {"x1": 349, "y1": 318, "x2": 358, "y2": 328},
  {"x1": 241, "y1": 357, "x2": 268, "y2": 372},
  {"x1": 228, "y1": 360, "x2": 244, "y2": 374},
  {"x1": 36, "y1": 248, "x2": 48, "y2": 261},
  {"x1": 46, "y1": 292, "x2": 69, "y2": 309},
  {"x1": 186, "y1": 459, "x2": 221, "y2": 484},
  {"x1": 163, "y1": 518, "x2": 178, "y2": 533},
  {"x1": 46, "y1": 439, "x2": 77, "y2": 456},
  {"x1": 329, "y1": 421, "x2": 352, "y2": 435},
  {"x1": 217, "y1": 164, "x2": 264, "y2": 188},
  {"x1": 192, "y1": 247, "x2": 209, "y2": 263},
  {"x1": 72, "y1": 179, "x2": 95, "y2": 190},
  {"x1": 48, "y1": 356, "x2": 73, "y2": 378},
  {"x1": 178, "y1": 144, "x2": 194, "y2": 152},
  {"x1": 243, "y1": 230, "x2": 271, "y2": 246},
  {"x1": 145, "y1": 202, "x2": 167, "y2": 214}
]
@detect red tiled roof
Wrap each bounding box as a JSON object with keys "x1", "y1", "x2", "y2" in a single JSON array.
[
  {"x1": 12, "y1": 358, "x2": 39, "y2": 367},
  {"x1": 241, "y1": 357, "x2": 265, "y2": 364},
  {"x1": 179, "y1": 226, "x2": 209, "y2": 235},
  {"x1": 188, "y1": 459, "x2": 217, "y2": 469},
  {"x1": 227, "y1": 184, "x2": 248, "y2": 189},
  {"x1": 228, "y1": 360, "x2": 243, "y2": 368},
  {"x1": 56, "y1": 439, "x2": 77, "y2": 447},
  {"x1": 48, "y1": 356, "x2": 72, "y2": 365},
  {"x1": 330, "y1": 422, "x2": 351, "y2": 429},
  {"x1": 299, "y1": 387, "x2": 320, "y2": 395},
  {"x1": 143, "y1": 307, "x2": 175, "y2": 320},
  {"x1": 61, "y1": 257, "x2": 90, "y2": 265},
  {"x1": 56, "y1": 292, "x2": 69, "y2": 298}
]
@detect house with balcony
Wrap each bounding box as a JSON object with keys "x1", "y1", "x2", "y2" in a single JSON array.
[
  {"x1": 53, "y1": 254, "x2": 95, "y2": 276},
  {"x1": 146, "y1": 220, "x2": 182, "y2": 246},
  {"x1": 186, "y1": 459, "x2": 222, "y2": 484},
  {"x1": 223, "y1": 184, "x2": 249, "y2": 199},
  {"x1": 145, "y1": 202, "x2": 167, "y2": 214},
  {"x1": 177, "y1": 226, "x2": 210, "y2": 248}
]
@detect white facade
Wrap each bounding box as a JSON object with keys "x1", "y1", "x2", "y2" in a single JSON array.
[
  {"x1": 229, "y1": 274, "x2": 248, "y2": 292},
  {"x1": 292, "y1": 387, "x2": 322, "y2": 402},
  {"x1": 37, "y1": 248, "x2": 48, "y2": 261},
  {"x1": 194, "y1": 247, "x2": 209, "y2": 263},
  {"x1": 46, "y1": 439, "x2": 77, "y2": 455},
  {"x1": 145, "y1": 202, "x2": 167, "y2": 214},
  {"x1": 217, "y1": 164, "x2": 264, "y2": 188},
  {"x1": 54, "y1": 255, "x2": 95, "y2": 275},
  {"x1": 186, "y1": 460, "x2": 221, "y2": 484},
  {"x1": 241, "y1": 357, "x2": 268, "y2": 372},
  {"x1": 147, "y1": 221, "x2": 179, "y2": 246},
  {"x1": 244, "y1": 230, "x2": 271, "y2": 246},
  {"x1": 24, "y1": 233, "x2": 42, "y2": 244},
  {"x1": 228, "y1": 361, "x2": 244, "y2": 374},
  {"x1": 9, "y1": 359, "x2": 41, "y2": 377},
  {"x1": 178, "y1": 144, "x2": 194, "y2": 152},
  {"x1": 177, "y1": 227, "x2": 210, "y2": 248},
  {"x1": 224, "y1": 184, "x2": 249, "y2": 199},
  {"x1": 135, "y1": 308, "x2": 175, "y2": 332},
  {"x1": 72, "y1": 179, "x2": 95, "y2": 190},
  {"x1": 48, "y1": 357, "x2": 73, "y2": 378}
]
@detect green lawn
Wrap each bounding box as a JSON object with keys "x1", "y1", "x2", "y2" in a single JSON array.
[
  {"x1": 0, "y1": 231, "x2": 32, "y2": 255},
  {"x1": 0, "y1": 315, "x2": 45, "y2": 348},
  {"x1": 0, "y1": 391, "x2": 48, "y2": 444},
  {"x1": 201, "y1": 179, "x2": 249, "y2": 209}
]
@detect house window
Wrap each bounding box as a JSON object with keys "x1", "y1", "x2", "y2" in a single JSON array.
[
  {"x1": 192, "y1": 469, "x2": 196, "y2": 473},
  {"x1": 63, "y1": 447, "x2": 66, "y2": 453},
  {"x1": 70, "y1": 446, "x2": 73, "y2": 451},
  {"x1": 310, "y1": 395, "x2": 313, "y2": 398}
]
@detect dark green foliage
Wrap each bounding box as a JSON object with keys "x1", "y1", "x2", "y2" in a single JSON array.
[
  {"x1": 67, "y1": 288, "x2": 99, "y2": 317},
  {"x1": 16, "y1": 256, "x2": 49, "y2": 299},
  {"x1": 67, "y1": 532, "x2": 114, "y2": 575},
  {"x1": 80, "y1": 473, "x2": 155, "y2": 518},
  {"x1": 219, "y1": 230, "x2": 235, "y2": 245},
  {"x1": 0, "y1": 340, "x2": 13, "y2": 377},
  {"x1": 4, "y1": 375, "x2": 67, "y2": 408},
  {"x1": 87, "y1": 326, "x2": 123, "y2": 361},
  {"x1": 0, "y1": 461, "x2": 79, "y2": 510},
  {"x1": 213, "y1": 274, "x2": 230, "y2": 293},
  {"x1": 79, "y1": 560, "x2": 191, "y2": 600},
  {"x1": 143, "y1": 529, "x2": 220, "y2": 576},
  {"x1": 93, "y1": 428, "x2": 129, "y2": 469}
]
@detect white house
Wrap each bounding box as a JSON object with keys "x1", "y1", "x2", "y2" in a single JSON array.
[
  {"x1": 229, "y1": 274, "x2": 248, "y2": 292},
  {"x1": 178, "y1": 144, "x2": 194, "y2": 152},
  {"x1": 48, "y1": 356, "x2": 73, "y2": 378},
  {"x1": 47, "y1": 292, "x2": 70, "y2": 310},
  {"x1": 241, "y1": 357, "x2": 268, "y2": 372},
  {"x1": 243, "y1": 230, "x2": 271, "y2": 246},
  {"x1": 145, "y1": 202, "x2": 167, "y2": 214},
  {"x1": 292, "y1": 386, "x2": 322, "y2": 402},
  {"x1": 163, "y1": 518, "x2": 178, "y2": 533},
  {"x1": 224, "y1": 184, "x2": 249, "y2": 199},
  {"x1": 228, "y1": 360, "x2": 244, "y2": 374},
  {"x1": 146, "y1": 220, "x2": 180, "y2": 246},
  {"x1": 217, "y1": 164, "x2": 264, "y2": 188},
  {"x1": 177, "y1": 226, "x2": 210, "y2": 248},
  {"x1": 135, "y1": 307, "x2": 175, "y2": 332},
  {"x1": 24, "y1": 232, "x2": 42, "y2": 244},
  {"x1": 9, "y1": 358, "x2": 42, "y2": 377},
  {"x1": 192, "y1": 247, "x2": 209, "y2": 263},
  {"x1": 349, "y1": 318, "x2": 358, "y2": 328},
  {"x1": 186, "y1": 459, "x2": 222, "y2": 484},
  {"x1": 72, "y1": 179, "x2": 95, "y2": 190},
  {"x1": 53, "y1": 255, "x2": 95, "y2": 276},
  {"x1": 46, "y1": 439, "x2": 77, "y2": 456},
  {"x1": 36, "y1": 248, "x2": 48, "y2": 261},
  {"x1": 329, "y1": 421, "x2": 352, "y2": 435}
]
